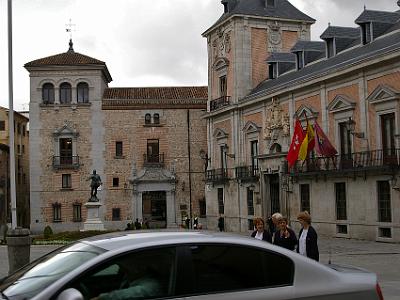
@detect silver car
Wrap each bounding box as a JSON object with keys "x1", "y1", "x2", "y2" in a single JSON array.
[{"x1": 0, "y1": 231, "x2": 384, "y2": 300}]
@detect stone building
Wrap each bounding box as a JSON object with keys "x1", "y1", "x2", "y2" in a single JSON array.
[
  {"x1": 203, "y1": 0, "x2": 400, "y2": 242},
  {"x1": 25, "y1": 41, "x2": 207, "y2": 233},
  {"x1": 0, "y1": 107, "x2": 30, "y2": 227}
]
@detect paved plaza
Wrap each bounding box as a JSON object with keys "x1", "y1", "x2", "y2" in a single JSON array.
[{"x1": 0, "y1": 236, "x2": 399, "y2": 299}]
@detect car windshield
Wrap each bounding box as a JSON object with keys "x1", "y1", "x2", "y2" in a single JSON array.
[{"x1": 0, "y1": 242, "x2": 106, "y2": 300}]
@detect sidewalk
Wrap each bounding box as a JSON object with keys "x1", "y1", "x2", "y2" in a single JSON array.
[{"x1": 0, "y1": 236, "x2": 399, "y2": 299}]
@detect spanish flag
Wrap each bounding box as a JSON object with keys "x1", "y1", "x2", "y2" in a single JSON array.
[{"x1": 298, "y1": 122, "x2": 315, "y2": 161}]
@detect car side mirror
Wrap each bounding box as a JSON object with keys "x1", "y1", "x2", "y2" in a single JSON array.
[{"x1": 56, "y1": 288, "x2": 84, "y2": 300}]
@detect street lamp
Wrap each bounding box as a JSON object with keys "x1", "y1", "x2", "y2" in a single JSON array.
[
  {"x1": 345, "y1": 117, "x2": 365, "y2": 139},
  {"x1": 222, "y1": 144, "x2": 235, "y2": 159},
  {"x1": 199, "y1": 149, "x2": 210, "y2": 172}
]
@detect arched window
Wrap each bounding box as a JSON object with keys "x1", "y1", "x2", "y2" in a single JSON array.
[
  {"x1": 77, "y1": 82, "x2": 89, "y2": 103},
  {"x1": 60, "y1": 82, "x2": 72, "y2": 104},
  {"x1": 270, "y1": 143, "x2": 282, "y2": 153},
  {"x1": 153, "y1": 113, "x2": 160, "y2": 124},
  {"x1": 145, "y1": 113, "x2": 151, "y2": 125},
  {"x1": 42, "y1": 83, "x2": 54, "y2": 104}
]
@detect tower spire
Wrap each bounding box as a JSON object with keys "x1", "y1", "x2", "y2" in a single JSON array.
[{"x1": 65, "y1": 18, "x2": 76, "y2": 52}]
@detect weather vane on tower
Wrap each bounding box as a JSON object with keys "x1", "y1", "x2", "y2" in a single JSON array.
[{"x1": 65, "y1": 18, "x2": 76, "y2": 51}]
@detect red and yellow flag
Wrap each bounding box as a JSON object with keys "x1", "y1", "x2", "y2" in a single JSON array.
[{"x1": 286, "y1": 119, "x2": 305, "y2": 169}]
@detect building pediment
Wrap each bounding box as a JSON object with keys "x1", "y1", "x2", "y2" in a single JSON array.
[
  {"x1": 295, "y1": 105, "x2": 319, "y2": 120},
  {"x1": 131, "y1": 167, "x2": 176, "y2": 184},
  {"x1": 367, "y1": 84, "x2": 400, "y2": 104},
  {"x1": 213, "y1": 57, "x2": 229, "y2": 71},
  {"x1": 243, "y1": 121, "x2": 261, "y2": 134},
  {"x1": 53, "y1": 123, "x2": 79, "y2": 138},
  {"x1": 213, "y1": 128, "x2": 228, "y2": 140},
  {"x1": 327, "y1": 94, "x2": 356, "y2": 113}
]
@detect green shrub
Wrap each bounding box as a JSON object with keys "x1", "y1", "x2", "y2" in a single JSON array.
[{"x1": 43, "y1": 225, "x2": 53, "y2": 239}]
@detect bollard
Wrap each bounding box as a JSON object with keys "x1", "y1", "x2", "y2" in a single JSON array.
[{"x1": 6, "y1": 227, "x2": 31, "y2": 275}]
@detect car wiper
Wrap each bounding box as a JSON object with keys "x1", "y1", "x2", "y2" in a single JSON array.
[{"x1": 0, "y1": 291, "x2": 10, "y2": 300}]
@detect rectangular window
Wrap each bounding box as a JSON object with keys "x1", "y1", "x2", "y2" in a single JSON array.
[
  {"x1": 112, "y1": 208, "x2": 121, "y2": 221},
  {"x1": 219, "y1": 75, "x2": 227, "y2": 97},
  {"x1": 336, "y1": 224, "x2": 348, "y2": 234},
  {"x1": 339, "y1": 122, "x2": 352, "y2": 158},
  {"x1": 73, "y1": 203, "x2": 82, "y2": 222},
  {"x1": 59, "y1": 138, "x2": 73, "y2": 165},
  {"x1": 251, "y1": 140, "x2": 258, "y2": 174},
  {"x1": 381, "y1": 113, "x2": 395, "y2": 160},
  {"x1": 220, "y1": 145, "x2": 227, "y2": 170},
  {"x1": 335, "y1": 182, "x2": 347, "y2": 220},
  {"x1": 62, "y1": 174, "x2": 72, "y2": 189},
  {"x1": 300, "y1": 184, "x2": 310, "y2": 213},
  {"x1": 199, "y1": 198, "x2": 206, "y2": 218},
  {"x1": 115, "y1": 141, "x2": 123, "y2": 157},
  {"x1": 22, "y1": 145, "x2": 25, "y2": 154},
  {"x1": 22, "y1": 125, "x2": 26, "y2": 136},
  {"x1": 112, "y1": 177, "x2": 119, "y2": 187},
  {"x1": 218, "y1": 188, "x2": 224, "y2": 214},
  {"x1": 379, "y1": 227, "x2": 392, "y2": 238},
  {"x1": 17, "y1": 145, "x2": 20, "y2": 155},
  {"x1": 53, "y1": 203, "x2": 61, "y2": 222},
  {"x1": 247, "y1": 187, "x2": 254, "y2": 216},
  {"x1": 0, "y1": 121, "x2": 5, "y2": 131},
  {"x1": 248, "y1": 219, "x2": 254, "y2": 230},
  {"x1": 147, "y1": 139, "x2": 160, "y2": 162},
  {"x1": 377, "y1": 181, "x2": 391, "y2": 222}
]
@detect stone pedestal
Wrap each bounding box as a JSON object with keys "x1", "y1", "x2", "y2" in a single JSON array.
[
  {"x1": 83, "y1": 202, "x2": 105, "y2": 231},
  {"x1": 7, "y1": 228, "x2": 31, "y2": 274}
]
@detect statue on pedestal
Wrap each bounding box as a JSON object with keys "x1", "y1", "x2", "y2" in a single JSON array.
[{"x1": 87, "y1": 170, "x2": 102, "y2": 202}]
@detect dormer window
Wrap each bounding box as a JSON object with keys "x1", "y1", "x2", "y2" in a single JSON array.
[
  {"x1": 154, "y1": 113, "x2": 160, "y2": 124},
  {"x1": 266, "y1": 0, "x2": 276, "y2": 7},
  {"x1": 145, "y1": 113, "x2": 151, "y2": 125},
  {"x1": 296, "y1": 52, "x2": 304, "y2": 70},
  {"x1": 268, "y1": 63, "x2": 277, "y2": 79},
  {"x1": 361, "y1": 23, "x2": 372, "y2": 45},
  {"x1": 222, "y1": 0, "x2": 228, "y2": 13},
  {"x1": 326, "y1": 38, "x2": 335, "y2": 58}
]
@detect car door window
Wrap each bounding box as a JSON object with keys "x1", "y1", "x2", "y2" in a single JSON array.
[
  {"x1": 64, "y1": 247, "x2": 176, "y2": 300},
  {"x1": 187, "y1": 244, "x2": 294, "y2": 295}
]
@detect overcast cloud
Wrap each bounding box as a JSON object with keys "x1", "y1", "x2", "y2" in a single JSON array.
[{"x1": 0, "y1": 0, "x2": 398, "y2": 111}]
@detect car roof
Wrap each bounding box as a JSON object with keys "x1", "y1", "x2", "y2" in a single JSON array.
[{"x1": 78, "y1": 230, "x2": 260, "y2": 251}]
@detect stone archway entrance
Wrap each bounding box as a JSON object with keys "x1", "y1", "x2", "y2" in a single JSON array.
[{"x1": 142, "y1": 191, "x2": 167, "y2": 228}]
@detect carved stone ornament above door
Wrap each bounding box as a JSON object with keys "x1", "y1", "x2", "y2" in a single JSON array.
[{"x1": 264, "y1": 99, "x2": 290, "y2": 141}]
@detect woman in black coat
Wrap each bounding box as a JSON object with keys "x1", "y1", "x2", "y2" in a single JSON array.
[
  {"x1": 296, "y1": 211, "x2": 319, "y2": 261},
  {"x1": 273, "y1": 217, "x2": 297, "y2": 251},
  {"x1": 251, "y1": 217, "x2": 272, "y2": 243}
]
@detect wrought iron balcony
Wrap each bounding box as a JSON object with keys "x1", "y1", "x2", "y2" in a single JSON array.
[
  {"x1": 143, "y1": 153, "x2": 164, "y2": 167},
  {"x1": 210, "y1": 96, "x2": 231, "y2": 111},
  {"x1": 235, "y1": 165, "x2": 259, "y2": 181},
  {"x1": 206, "y1": 168, "x2": 229, "y2": 183},
  {"x1": 52, "y1": 156, "x2": 80, "y2": 169},
  {"x1": 288, "y1": 149, "x2": 400, "y2": 175}
]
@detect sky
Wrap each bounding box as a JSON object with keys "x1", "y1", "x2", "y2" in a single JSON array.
[{"x1": 0, "y1": 0, "x2": 399, "y2": 111}]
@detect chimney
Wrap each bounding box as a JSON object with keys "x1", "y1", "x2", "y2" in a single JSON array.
[{"x1": 266, "y1": 0, "x2": 276, "y2": 8}]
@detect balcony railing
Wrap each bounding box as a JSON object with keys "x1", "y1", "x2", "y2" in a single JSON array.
[
  {"x1": 235, "y1": 165, "x2": 259, "y2": 181},
  {"x1": 143, "y1": 153, "x2": 164, "y2": 167},
  {"x1": 206, "y1": 168, "x2": 229, "y2": 183},
  {"x1": 210, "y1": 96, "x2": 231, "y2": 111},
  {"x1": 288, "y1": 149, "x2": 400, "y2": 174},
  {"x1": 52, "y1": 156, "x2": 80, "y2": 169}
]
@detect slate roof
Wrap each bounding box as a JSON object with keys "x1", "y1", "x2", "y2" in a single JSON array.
[
  {"x1": 203, "y1": 0, "x2": 315, "y2": 35},
  {"x1": 320, "y1": 26, "x2": 360, "y2": 39},
  {"x1": 290, "y1": 41, "x2": 325, "y2": 52},
  {"x1": 24, "y1": 42, "x2": 112, "y2": 83},
  {"x1": 246, "y1": 31, "x2": 400, "y2": 100},
  {"x1": 355, "y1": 9, "x2": 400, "y2": 24},
  {"x1": 266, "y1": 52, "x2": 296, "y2": 63},
  {"x1": 103, "y1": 87, "x2": 208, "y2": 100}
]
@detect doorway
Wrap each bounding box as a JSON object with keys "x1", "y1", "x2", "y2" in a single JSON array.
[{"x1": 142, "y1": 191, "x2": 167, "y2": 228}]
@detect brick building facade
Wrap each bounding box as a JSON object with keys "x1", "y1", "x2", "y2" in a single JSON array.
[
  {"x1": 203, "y1": 0, "x2": 400, "y2": 242},
  {"x1": 25, "y1": 42, "x2": 207, "y2": 233}
]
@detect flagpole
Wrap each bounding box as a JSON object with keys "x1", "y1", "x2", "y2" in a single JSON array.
[{"x1": 8, "y1": 0, "x2": 17, "y2": 229}]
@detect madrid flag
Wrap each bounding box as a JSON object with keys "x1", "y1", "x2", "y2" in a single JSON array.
[
  {"x1": 286, "y1": 119, "x2": 305, "y2": 169},
  {"x1": 314, "y1": 121, "x2": 337, "y2": 157}
]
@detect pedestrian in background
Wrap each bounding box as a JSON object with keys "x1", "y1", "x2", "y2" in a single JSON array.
[
  {"x1": 218, "y1": 215, "x2": 225, "y2": 232},
  {"x1": 193, "y1": 216, "x2": 199, "y2": 229},
  {"x1": 184, "y1": 216, "x2": 190, "y2": 229},
  {"x1": 273, "y1": 217, "x2": 297, "y2": 250},
  {"x1": 267, "y1": 212, "x2": 283, "y2": 237},
  {"x1": 251, "y1": 217, "x2": 272, "y2": 243},
  {"x1": 297, "y1": 211, "x2": 319, "y2": 261},
  {"x1": 134, "y1": 218, "x2": 142, "y2": 230}
]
